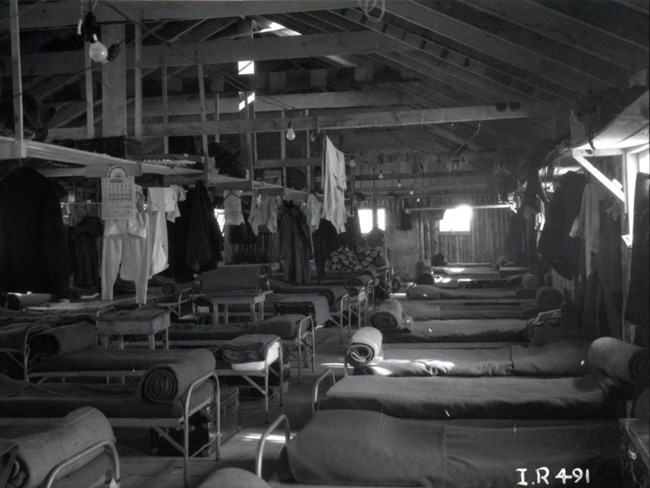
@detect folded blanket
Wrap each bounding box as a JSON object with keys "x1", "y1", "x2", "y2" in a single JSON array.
[
  {"x1": 369, "y1": 300, "x2": 411, "y2": 331},
  {"x1": 28, "y1": 321, "x2": 96, "y2": 357},
  {"x1": 248, "y1": 315, "x2": 302, "y2": 340},
  {"x1": 269, "y1": 280, "x2": 337, "y2": 306},
  {"x1": 139, "y1": 349, "x2": 216, "y2": 404},
  {"x1": 216, "y1": 334, "x2": 277, "y2": 365},
  {"x1": 346, "y1": 327, "x2": 383, "y2": 367},
  {"x1": 0, "y1": 440, "x2": 17, "y2": 488},
  {"x1": 276, "y1": 295, "x2": 331, "y2": 325},
  {"x1": 10, "y1": 407, "x2": 113, "y2": 488},
  {"x1": 536, "y1": 287, "x2": 564, "y2": 309},
  {"x1": 587, "y1": 337, "x2": 649, "y2": 384},
  {"x1": 202, "y1": 264, "x2": 269, "y2": 293}
]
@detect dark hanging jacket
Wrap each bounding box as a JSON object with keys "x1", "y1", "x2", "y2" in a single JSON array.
[
  {"x1": 0, "y1": 167, "x2": 70, "y2": 293},
  {"x1": 168, "y1": 181, "x2": 223, "y2": 281},
  {"x1": 278, "y1": 204, "x2": 312, "y2": 284},
  {"x1": 69, "y1": 216, "x2": 103, "y2": 289},
  {"x1": 538, "y1": 172, "x2": 587, "y2": 279}
]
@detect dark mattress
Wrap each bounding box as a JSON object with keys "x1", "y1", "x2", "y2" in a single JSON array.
[
  {"x1": 382, "y1": 318, "x2": 530, "y2": 343},
  {"x1": 169, "y1": 314, "x2": 305, "y2": 342},
  {"x1": 279, "y1": 410, "x2": 621, "y2": 487},
  {"x1": 400, "y1": 300, "x2": 527, "y2": 320},
  {"x1": 30, "y1": 347, "x2": 199, "y2": 373},
  {"x1": 357, "y1": 340, "x2": 592, "y2": 377},
  {"x1": 0, "y1": 375, "x2": 215, "y2": 418},
  {"x1": 320, "y1": 372, "x2": 625, "y2": 419},
  {"x1": 406, "y1": 284, "x2": 524, "y2": 300}
]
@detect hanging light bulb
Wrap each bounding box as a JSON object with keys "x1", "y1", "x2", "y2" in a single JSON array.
[
  {"x1": 310, "y1": 131, "x2": 316, "y2": 143},
  {"x1": 416, "y1": 197, "x2": 421, "y2": 202},
  {"x1": 378, "y1": 169, "x2": 384, "y2": 180},
  {"x1": 88, "y1": 34, "x2": 109, "y2": 63},
  {"x1": 397, "y1": 180, "x2": 402, "y2": 188},
  {"x1": 349, "y1": 157, "x2": 356, "y2": 168},
  {"x1": 409, "y1": 189, "x2": 414, "y2": 195},
  {"x1": 286, "y1": 121, "x2": 296, "y2": 141}
]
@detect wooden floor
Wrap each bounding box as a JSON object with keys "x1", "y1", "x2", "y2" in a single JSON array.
[{"x1": 117, "y1": 325, "x2": 348, "y2": 488}]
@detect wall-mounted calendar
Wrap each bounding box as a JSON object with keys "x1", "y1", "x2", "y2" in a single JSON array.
[{"x1": 101, "y1": 171, "x2": 136, "y2": 220}]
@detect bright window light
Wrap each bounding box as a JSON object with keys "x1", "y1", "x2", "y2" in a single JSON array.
[
  {"x1": 214, "y1": 209, "x2": 226, "y2": 235},
  {"x1": 238, "y1": 60, "x2": 255, "y2": 75},
  {"x1": 238, "y1": 92, "x2": 256, "y2": 111},
  {"x1": 259, "y1": 21, "x2": 302, "y2": 36},
  {"x1": 359, "y1": 208, "x2": 386, "y2": 234},
  {"x1": 439, "y1": 205, "x2": 472, "y2": 233}
]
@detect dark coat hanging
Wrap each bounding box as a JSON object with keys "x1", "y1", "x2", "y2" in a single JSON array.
[
  {"x1": 0, "y1": 167, "x2": 70, "y2": 294},
  {"x1": 278, "y1": 204, "x2": 312, "y2": 285}
]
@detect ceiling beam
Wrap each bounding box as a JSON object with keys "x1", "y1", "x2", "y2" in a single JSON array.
[
  {"x1": 383, "y1": 1, "x2": 610, "y2": 94},
  {"x1": 0, "y1": 1, "x2": 364, "y2": 31},
  {"x1": 11, "y1": 31, "x2": 411, "y2": 77},
  {"x1": 221, "y1": 64, "x2": 418, "y2": 92},
  {"x1": 46, "y1": 90, "x2": 416, "y2": 127},
  {"x1": 324, "y1": 9, "x2": 561, "y2": 102},
  {"x1": 142, "y1": 100, "x2": 574, "y2": 137},
  {"x1": 455, "y1": 0, "x2": 647, "y2": 72}
]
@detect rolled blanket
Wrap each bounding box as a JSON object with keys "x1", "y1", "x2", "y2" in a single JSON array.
[
  {"x1": 415, "y1": 270, "x2": 435, "y2": 286},
  {"x1": 216, "y1": 334, "x2": 277, "y2": 365},
  {"x1": 521, "y1": 273, "x2": 540, "y2": 290},
  {"x1": 28, "y1": 321, "x2": 96, "y2": 357},
  {"x1": 587, "y1": 337, "x2": 649, "y2": 384},
  {"x1": 0, "y1": 440, "x2": 17, "y2": 488},
  {"x1": 202, "y1": 264, "x2": 269, "y2": 293},
  {"x1": 11, "y1": 407, "x2": 113, "y2": 488},
  {"x1": 536, "y1": 287, "x2": 564, "y2": 309},
  {"x1": 369, "y1": 300, "x2": 410, "y2": 331},
  {"x1": 161, "y1": 281, "x2": 195, "y2": 297},
  {"x1": 139, "y1": 348, "x2": 216, "y2": 404},
  {"x1": 346, "y1": 327, "x2": 383, "y2": 367},
  {"x1": 6, "y1": 293, "x2": 53, "y2": 311}
]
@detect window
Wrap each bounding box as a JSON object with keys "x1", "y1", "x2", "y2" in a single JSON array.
[
  {"x1": 625, "y1": 147, "x2": 650, "y2": 238},
  {"x1": 238, "y1": 60, "x2": 255, "y2": 75},
  {"x1": 439, "y1": 205, "x2": 473, "y2": 233},
  {"x1": 358, "y1": 208, "x2": 386, "y2": 234},
  {"x1": 214, "y1": 209, "x2": 226, "y2": 235}
]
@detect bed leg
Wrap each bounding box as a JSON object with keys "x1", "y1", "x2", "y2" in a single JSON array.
[
  {"x1": 297, "y1": 333, "x2": 303, "y2": 384},
  {"x1": 310, "y1": 317, "x2": 316, "y2": 373}
]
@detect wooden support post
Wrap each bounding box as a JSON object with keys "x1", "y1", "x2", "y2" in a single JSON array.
[
  {"x1": 197, "y1": 61, "x2": 209, "y2": 172},
  {"x1": 161, "y1": 56, "x2": 169, "y2": 153},
  {"x1": 133, "y1": 10, "x2": 143, "y2": 140},
  {"x1": 305, "y1": 109, "x2": 311, "y2": 191},
  {"x1": 213, "y1": 93, "x2": 220, "y2": 143},
  {"x1": 280, "y1": 110, "x2": 287, "y2": 187},
  {"x1": 101, "y1": 24, "x2": 127, "y2": 137},
  {"x1": 9, "y1": 0, "x2": 25, "y2": 158},
  {"x1": 84, "y1": 44, "x2": 95, "y2": 138}
]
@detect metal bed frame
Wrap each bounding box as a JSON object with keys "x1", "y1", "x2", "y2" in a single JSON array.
[
  {"x1": 44, "y1": 440, "x2": 120, "y2": 488},
  {"x1": 0, "y1": 372, "x2": 220, "y2": 488}
]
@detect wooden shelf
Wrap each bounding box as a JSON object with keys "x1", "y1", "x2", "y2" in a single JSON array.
[
  {"x1": 572, "y1": 90, "x2": 649, "y2": 151},
  {"x1": 0, "y1": 136, "x2": 205, "y2": 177}
]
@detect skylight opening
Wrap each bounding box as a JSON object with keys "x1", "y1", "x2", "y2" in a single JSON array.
[{"x1": 238, "y1": 60, "x2": 255, "y2": 75}]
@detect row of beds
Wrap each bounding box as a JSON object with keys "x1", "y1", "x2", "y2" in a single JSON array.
[
  {"x1": 0, "y1": 264, "x2": 390, "y2": 488},
  {"x1": 228, "y1": 265, "x2": 648, "y2": 488}
]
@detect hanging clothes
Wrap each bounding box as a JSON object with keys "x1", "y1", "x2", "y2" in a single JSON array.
[
  {"x1": 306, "y1": 193, "x2": 322, "y2": 233},
  {"x1": 625, "y1": 172, "x2": 649, "y2": 344},
  {"x1": 224, "y1": 190, "x2": 245, "y2": 226},
  {"x1": 167, "y1": 181, "x2": 223, "y2": 282},
  {"x1": 248, "y1": 194, "x2": 279, "y2": 236},
  {"x1": 322, "y1": 136, "x2": 347, "y2": 233},
  {"x1": 68, "y1": 216, "x2": 103, "y2": 289},
  {"x1": 147, "y1": 188, "x2": 171, "y2": 276},
  {"x1": 313, "y1": 219, "x2": 341, "y2": 282},
  {"x1": 344, "y1": 207, "x2": 362, "y2": 251},
  {"x1": 278, "y1": 203, "x2": 312, "y2": 284},
  {"x1": 101, "y1": 198, "x2": 151, "y2": 304},
  {"x1": 569, "y1": 182, "x2": 606, "y2": 276},
  {"x1": 538, "y1": 172, "x2": 587, "y2": 279},
  {"x1": 0, "y1": 167, "x2": 70, "y2": 294}
]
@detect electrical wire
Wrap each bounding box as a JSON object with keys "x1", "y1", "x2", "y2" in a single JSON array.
[{"x1": 358, "y1": 0, "x2": 386, "y2": 22}]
